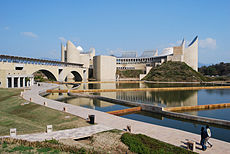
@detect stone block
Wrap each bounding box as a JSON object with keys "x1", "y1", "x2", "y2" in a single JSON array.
[
  {"x1": 187, "y1": 141, "x2": 195, "y2": 151},
  {"x1": 10, "y1": 128, "x2": 16, "y2": 137},
  {"x1": 46, "y1": 125, "x2": 53, "y2": 133}
]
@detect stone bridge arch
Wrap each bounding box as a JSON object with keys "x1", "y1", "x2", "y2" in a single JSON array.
[
  {"x1": 26, "y1": 65, "x2": 86, "y2": 83},
  {"x1": 25, "y1": 65, "x2": 59, "y2": 82},
  {"x1": 32, "y1": 69, "x2": 57, "y2": 81},
  {"x1": 0, "y1": 55, "x2": 88, "y2": 88},
  {"x1": 60, "y1": 69, "x2": 84, "y2": 82}
]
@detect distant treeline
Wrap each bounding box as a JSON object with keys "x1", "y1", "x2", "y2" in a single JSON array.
[{"x1": 199, "y1": 62, "x2": 230, "y2": 76}]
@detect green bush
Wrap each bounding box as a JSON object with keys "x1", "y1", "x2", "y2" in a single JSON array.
[{"x1": 121, "y1": 133, "x2": 196, "y2": 154}]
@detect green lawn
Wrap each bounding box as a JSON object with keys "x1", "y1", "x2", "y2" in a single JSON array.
[
  {"x1": 0, "y1": 88, "x2": 90, "y2": 136},
  {"x1": 121, "y1": 133, "x2": 197, "y2": 154}
]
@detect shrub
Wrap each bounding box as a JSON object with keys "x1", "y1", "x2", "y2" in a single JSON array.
[{"x1": 121, "y1": 133, "x2": 196, "y2": 154}]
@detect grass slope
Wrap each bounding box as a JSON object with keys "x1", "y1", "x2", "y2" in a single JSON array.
[
  {"x1": 0, "y1": 88, "x2": 90, "y2": 136},
  {"x1": 121, "y1": 133, "x2": 196, "y2": 154},
  {"x1": 143, "y1": 61, "x2": 207, "y2": 82}
]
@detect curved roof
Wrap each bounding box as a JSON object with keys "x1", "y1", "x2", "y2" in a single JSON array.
[{"x1": 188, "y1": 36, "x2": 198, "y2": 47}]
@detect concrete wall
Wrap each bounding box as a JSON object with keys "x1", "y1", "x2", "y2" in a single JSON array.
[
  {"x1": 93, "y1": 55, "x2": 116, "y2": 81},
  {"x1": 61, "y1": 44, "x2": 65, "y2": 62},
  {"x1": 139, "y1": 66, "x2": 152, "y2": 80},
  {"x1": 80, "y1": 54, "x2": 90, "y2": 68},
  {"x1": 66, "y1": 41, "x2": 80, "y2": 64},
  {"x1": 0, "y1": 69, "x2": 32, "y2": 88},
  {"x1": 184, "y1": 37, "x2": 198, "y2": 71}
]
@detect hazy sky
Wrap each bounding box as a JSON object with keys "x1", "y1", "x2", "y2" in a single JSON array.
[{"x1": 0, "y1": 0, "x2": 229, "y2": 65}]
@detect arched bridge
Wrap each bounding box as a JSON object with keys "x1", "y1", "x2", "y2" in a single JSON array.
[{"x1": 0, "y1": 55, "x2": 88, "y2": 88}]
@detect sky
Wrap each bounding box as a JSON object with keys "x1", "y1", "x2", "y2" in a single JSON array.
[{"x1": 0, "y1": 0, "x2": 229, "y2": 65}]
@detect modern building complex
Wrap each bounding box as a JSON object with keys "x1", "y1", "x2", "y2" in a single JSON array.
[
  {"x1": 116, "y1": 36, "x2": 198, "y2": 71},
  {"x1": 61, "y1": 40, "x2": 95, "y2": 69},
  {"x1": 0, "y1": 36, "x2": 198, "y2": 87},
  {"x1": 61, "y1": 36, "x2": 198, "y2": 81}
]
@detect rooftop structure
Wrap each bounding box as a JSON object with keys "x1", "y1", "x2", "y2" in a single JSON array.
[
  {"x1": 121, "y1": 51, "x2": 137, "y2": 58},
  {"x1": 140, "y1": 50, "x2": 158, "y2": 58}
]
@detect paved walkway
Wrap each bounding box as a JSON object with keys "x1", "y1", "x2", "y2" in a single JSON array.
[
  {"x1": 21, "y1": 83, "x2": 230, "y2": 153},
  {"x1": 2, "y1": 125, "x2": 113, "y2": 142}
]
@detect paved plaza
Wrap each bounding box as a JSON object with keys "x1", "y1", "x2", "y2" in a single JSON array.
[{"x1": 16, "y1": 83, "x2": 230, "y2": 153}]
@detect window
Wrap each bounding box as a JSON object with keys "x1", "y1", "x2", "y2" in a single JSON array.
[{"x1": 15, "y1": 67, "x2": 23, "y2": 70}]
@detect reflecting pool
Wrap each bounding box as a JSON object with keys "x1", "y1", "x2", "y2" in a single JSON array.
[{"x1": 45, "y1": 82, "x2": 230, "y2": 142}]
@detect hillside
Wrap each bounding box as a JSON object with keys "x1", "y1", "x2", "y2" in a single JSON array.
[{"x1": 143, "y1": 61, "x2": 207, "y2": 82}]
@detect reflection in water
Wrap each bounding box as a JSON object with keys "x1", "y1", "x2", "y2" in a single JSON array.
[
  {"x1": 115, "y1": 90, "x2": 198, "y2": 116},
  {"x1": 47, "y1": 94, "x2": 115, "y2": 109},
  {"x1": 48, "y1": 83, "x2": 199, "y2": 115},
  {"x1": 89, "y1": 82, "x2": 199, "y2": 108},
  {"x1": 116, "y1": 90, "x2": 198, "y2": 107}
]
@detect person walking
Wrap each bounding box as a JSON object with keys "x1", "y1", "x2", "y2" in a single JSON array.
[
  {"x1": 205, "y1": 125, "x2": 213, "y2": 147},
  {"x1": 200, "y1": 127, "x2": 207, "y2": 151}
]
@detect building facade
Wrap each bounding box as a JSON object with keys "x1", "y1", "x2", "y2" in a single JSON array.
[
  {"x1": 61, "y1": 37, "x2": 198, "y2": 81},
  {"x1": 116, "y1": 36, "x2": 198, "y2": 71},
  {"x1": 61, "y1": 41, "x2": 95, "y2": 69}
]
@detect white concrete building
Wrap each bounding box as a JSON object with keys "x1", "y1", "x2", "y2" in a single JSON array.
[
  {"x1": 61, "y1": 41, "x2": 95, "y2": 69},
  {"x1": 93, "y1": 55, "x2": 116, "y2": 81}
]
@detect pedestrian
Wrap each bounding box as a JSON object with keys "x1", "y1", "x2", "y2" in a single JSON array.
[
  {"x1": 205, "y1": 125, "x2": 213, "y2": 147},
  {"x1": 200, "y1": 127, "x2": 207, "y2": 151}
]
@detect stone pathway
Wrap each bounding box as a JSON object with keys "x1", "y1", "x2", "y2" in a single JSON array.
[
  {"x1": 21, "y1": 83, "x2": 230, "y2": 154},
  {"x1": 1, "y1": 125, "x2": 113, "y2": 142}
]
